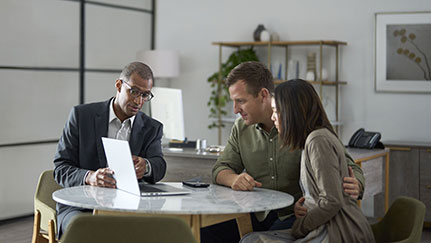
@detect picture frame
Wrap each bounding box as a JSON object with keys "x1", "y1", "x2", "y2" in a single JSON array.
[{"x1": 375, "y1": 12, "x2": 431, "y2": 93}]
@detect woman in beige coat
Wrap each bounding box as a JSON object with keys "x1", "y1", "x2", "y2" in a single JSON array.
[{"x1": 240, "y1": 79, "x2": 374, "y2": 243}]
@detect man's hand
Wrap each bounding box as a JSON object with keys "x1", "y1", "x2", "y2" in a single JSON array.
[
  {"x1": 231, "y1": 172, "x2": 262, "y2": 191},
  {"x1": 343, "y1": 166, "x2": 360, "y2": 199},
  {"x1": 85, "y1": 168, "x2": 116, "y2": 188},
  {"x1": 132, "y1": 155, "x2": 146, "y2": 179},
  {"x1": 294, "y1": 197, "x2": 307, "y2": 219}
]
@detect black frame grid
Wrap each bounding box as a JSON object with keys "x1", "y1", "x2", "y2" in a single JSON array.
[{"x1": 0, "y1": 0, "x2": 156, "y2": 148}]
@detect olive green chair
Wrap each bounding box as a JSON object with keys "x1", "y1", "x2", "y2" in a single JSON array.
[
  {"x1": 32, "y1": 170, "x2": 62, "y2": 243},
  {"x1": 60, "y1": 214, "x2": 197, "y2": 243},
  {"x1": 371, "y1": 196, "x2": 426, "y2": 243}
]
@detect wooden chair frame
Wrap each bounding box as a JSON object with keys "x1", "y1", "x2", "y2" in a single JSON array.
[{"x1": 32, "y1": 210, "x2": 56, "y2": 243}]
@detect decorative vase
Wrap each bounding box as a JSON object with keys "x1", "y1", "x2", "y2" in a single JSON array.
[
  {"x1": 306, "y1": 71, "x2": 315, "y2": 81},
  {"x1": 319, "y1": 68, "x2": 329, "y2": 81},
  {"x1": 260, "y1": 30, "x2": 270, "y2": 42},
  {"x1": 270, "y1": 32, "x2": 280, "y2": 42},
  {"x1": 253, "y1": 24, "x2": 266, "y2": 41}
]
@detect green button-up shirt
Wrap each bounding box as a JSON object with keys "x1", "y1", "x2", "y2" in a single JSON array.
[{"x1": 212, "y1": 118, "x2": 364, "y2": 220}]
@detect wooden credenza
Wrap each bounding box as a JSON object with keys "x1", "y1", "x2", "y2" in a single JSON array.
[
  {"x1": 162, "y1": 148, "x2": 219, "y2": 183},
  {"x1": 384, "y1": 141, "x2": 431, "y2": 223}
]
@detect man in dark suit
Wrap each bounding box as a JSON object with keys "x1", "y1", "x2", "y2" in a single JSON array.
[{"x1": 53, "y1": 62, "x2": 166, "y2": 237}]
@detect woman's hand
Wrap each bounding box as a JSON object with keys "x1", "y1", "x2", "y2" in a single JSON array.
[{"x1": 294, "y1": 197, "x2": 307, "y2": 218}]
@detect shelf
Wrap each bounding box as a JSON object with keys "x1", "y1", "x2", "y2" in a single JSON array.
[
  {"x1": 273, "y1": 79, "x2": 347, "y2": 85},
  {"x1": 211, "y1": 38, "x2": 347, "y2": 143},
  {"x1": 212, "y1": 40, "x2": 347, "y2": 48},
  {"x1": 308, "y1": 80, "x2": 347, "y2": 85}
]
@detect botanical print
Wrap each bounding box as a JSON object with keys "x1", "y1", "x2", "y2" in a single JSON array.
[{"x1": 386, "y1": 24, "x2": 431, "y2": 81}]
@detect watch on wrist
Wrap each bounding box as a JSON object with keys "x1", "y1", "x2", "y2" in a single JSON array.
[{"x1": 144, "y1": 159, "x2": 150, "y2": 174}]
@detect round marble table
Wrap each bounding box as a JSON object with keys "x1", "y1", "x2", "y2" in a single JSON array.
[{"x1": 53, "y1": 183, "x2": 293, "y2": 242}]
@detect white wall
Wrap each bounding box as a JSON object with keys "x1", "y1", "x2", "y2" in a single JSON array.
[{"x1": 155, "y1": 0, "x2": 431, "y2": 145}]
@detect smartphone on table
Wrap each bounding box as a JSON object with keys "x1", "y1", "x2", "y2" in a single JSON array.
[{"x1": 182, "y1": 181, "x2": 210, "y2": 188}]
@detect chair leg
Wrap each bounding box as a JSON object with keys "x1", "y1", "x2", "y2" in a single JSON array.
[
  {"x1": 32, "y1": 210, "x2": 41, "y2": 243},
  {"x1": 48, "y1": 219, "x2": 57, "y2": 243}
]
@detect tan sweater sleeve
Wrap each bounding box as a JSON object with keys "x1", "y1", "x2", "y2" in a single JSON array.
[{"x1": 291, "y1": 135, "x2": 345, "y2": 238}]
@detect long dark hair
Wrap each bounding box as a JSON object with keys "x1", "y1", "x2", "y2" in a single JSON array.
[{"x1": 274, "y1": 79, "x2": 336, "y2": 150}]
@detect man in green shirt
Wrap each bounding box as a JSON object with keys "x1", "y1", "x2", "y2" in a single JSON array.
[{"x1": 202, "y1": 61, "x2": 364, "y2": 243}]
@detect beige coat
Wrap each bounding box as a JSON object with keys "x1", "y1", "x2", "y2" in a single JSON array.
[{"x1": 291, "y1": 128, "x2": 375, "y2": 242}]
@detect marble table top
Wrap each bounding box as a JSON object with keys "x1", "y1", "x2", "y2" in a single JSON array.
[{"x1": 53, "y1": 183, "x2": 294, "y2": 215}]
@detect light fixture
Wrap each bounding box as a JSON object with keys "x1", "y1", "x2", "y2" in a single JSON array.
[{"x1": 136, "y1": 50, "x2": 179, "y2": 78}]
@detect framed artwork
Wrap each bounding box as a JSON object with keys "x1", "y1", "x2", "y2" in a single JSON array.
[{"x1": 375, "y1": 12, "x2": 431, "y2": 93}]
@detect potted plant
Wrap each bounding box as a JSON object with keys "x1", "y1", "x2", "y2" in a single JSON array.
[{"x1": 207, "y1": 48, "x2": 259, "y2": 144}]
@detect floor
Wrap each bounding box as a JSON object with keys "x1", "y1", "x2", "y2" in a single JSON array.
[
  {"x1": 0, "y1": 215, "x2": 34, "y2": 243},
  {"x1": 0, "y1": 215, "x2": 431, "y2": 242}
]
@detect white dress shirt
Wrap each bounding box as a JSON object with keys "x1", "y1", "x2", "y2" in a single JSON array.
[
  {"x1": 108, "y1": 99, "x2": 135, "y2": 141},
  {"x1": 83, "y1": 98, "x2": 151, "y2": 184},
  {"x1": 108, "y1": 99, "x2": 151, "y2": 176}
]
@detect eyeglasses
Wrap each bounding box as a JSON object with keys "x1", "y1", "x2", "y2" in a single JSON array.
[{"x1": 121, "y1": 80, "x2": 154, "y2": 101}]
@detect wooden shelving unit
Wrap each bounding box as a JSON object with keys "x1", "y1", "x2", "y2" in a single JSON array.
[
  {"x1": 273, "y1": 79, "x2": 347, "y2": 85},
  {"x1": 212, "y1": 40, "x2": 347, "y2": 47},
  {"x1": 212, "y1": 40, "x2": 347, "y2": 141}
]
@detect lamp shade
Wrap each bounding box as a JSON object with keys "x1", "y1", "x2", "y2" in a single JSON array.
[{"x1": 136, "y1": 50, "x2": 179, "y2": 78}]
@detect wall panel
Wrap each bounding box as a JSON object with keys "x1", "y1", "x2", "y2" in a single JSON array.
[
  {"x1": 0, "y1": 0, "x2": 79, "y2": 67},
  {"x1": 0, "y1": 144, "x2": 57, "y2": 220},
  {"x1": 85, "y1": 4, "x2": 152, "y2": 69},
  {"x1": 84, "y1": 72, "x2": 118, "y2": 103},
  {"x1": 0, "y1": 70, "x2": 78, "y2": 144}
]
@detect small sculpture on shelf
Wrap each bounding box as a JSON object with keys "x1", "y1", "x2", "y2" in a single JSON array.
[
  {"x1": 306, "y1": 52, "x2": 316, "y2": 81},
  {"x1": 270, "y1": 32, "x2": 280, "y2": 42},
  {"x1": 260, "y1": 30, "x2": 270, "y2": 42},
  {"x1": 319, "y1": 68, "x2": 329, "y2": 81},
  {"x1": 253, "y1": 24, "x2": 266, "y2": 41},
  {"x1": 253, "y1": 24, "x2": 280, "y2": 42}
]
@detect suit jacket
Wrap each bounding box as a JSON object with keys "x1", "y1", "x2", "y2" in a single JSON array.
[{"x1": 53, "y1": 98, "x2": 166, "y2": 232}]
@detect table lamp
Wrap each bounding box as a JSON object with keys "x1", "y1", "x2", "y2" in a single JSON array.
[
  {"x1": 136, "y1": 50, "x2": 179, "y2": 80},
  {"x1": 136, "y1": 50, "x2": 182, "y2": 141}
]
